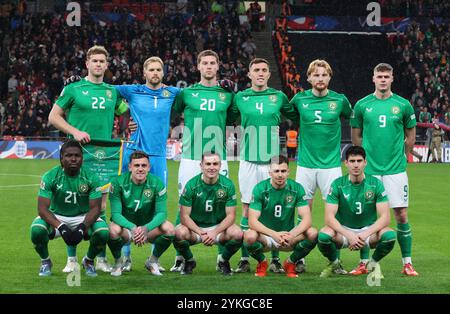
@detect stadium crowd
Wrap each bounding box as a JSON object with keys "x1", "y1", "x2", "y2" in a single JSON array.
[{"x1": 0, "y1": 0, "x2": 255, "y2": 138}]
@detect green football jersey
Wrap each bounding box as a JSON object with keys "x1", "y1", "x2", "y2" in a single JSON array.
[
  {"x1": 38, "y1": 165, "x2": 102, "y2": 217},
  {"x1": 55, "y1": 78, "x2": 122, "y2": 140},
  {"x1": 179, "y1": 174, "x2": 237, "y2": 227},
  {"x1": 233, "y1": 88, "x2": 298, "y2": 163},
  {"x1": 290, "y1": 89, "x2": 352, "y2": 168},
  {"x1": 173, "y1": 84, "x2": 234, "y2": 160},
  {"x1": 250, "y1": 178, "x2": 308, "y2": 231},
  {"x1": 351, "y1": 93, "x2": 417, "y2": 175},
  {"x1": 109, "y1": 172, "x2": 167, "y2": 230},
  {"x1": 326, "y1": 174, "x2": 388, "y2": 229}
]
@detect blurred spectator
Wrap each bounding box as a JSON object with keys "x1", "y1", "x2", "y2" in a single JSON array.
[{"x1": 247, "y1": 1, "x2": 262, "y2": 31}]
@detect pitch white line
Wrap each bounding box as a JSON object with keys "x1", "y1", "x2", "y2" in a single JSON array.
[
  {"x1": 0, "y1": 173, "x2": 41, "y2": 177},
  {"x1": 0, "y1": 184, "x2": 40, "y2": 188}
]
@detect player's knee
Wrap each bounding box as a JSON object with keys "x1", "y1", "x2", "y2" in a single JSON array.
[
  {"x1": 306, "y1": 227, "x2": 318, "y2": 242},
  {"x1": 243, "y1": 230, "x2": 258, "y2": 244},
  {"x1": 380, "y1": 230, "x2": 396, "y2": 242},
  {"x1": 30, "y1": 225, "x2": 48, "y2": 243},
  {"x1": 162, "y1": 221, "x2": 175, "y2": 236},
  {"x1": 92, "y1": 228, "x2": 109, "y2": 244},
  {"x1": 228, "y1": 226, "x2": 244, "y2": 242},
  {"x1": 109, "y1": 223, "x2": 122, "y2": 239},
  {"x1": 174, "y1": 226, "x2": 189, "y2": 241},
  {"x1": 318, "y1": 231, "x2": 333, "y2": 244},
  {"x1": 393, "y1": 208, "x2": 408, "y2": 224}
]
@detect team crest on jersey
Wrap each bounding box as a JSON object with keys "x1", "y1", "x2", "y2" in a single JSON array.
[
  {"x1": 329, "y1": 102, "x2": 337, "y2": 111},
  {"x1": 40, "y1": 180, "x2": 45, "y2": 190},
  {"x1": 216, "y1": 189, "x2": 226, "y2": 199},
  {"x1": 269, "y1": 95, "x2": 278, "y2": 103},
  {"x1": 79, "y1": 184, "x2": 88, "y2": 193},
  {"x1": 144, "y1": 189, "x2": 153, "y2": 199},
  {"x1": 365, "y1": 190, "x2": 374, "y2": 200},
  {"x1": 391, "y1": 106, "x2": 400, "y2": 114},
  {"x1": 162, "y1": 90, "x2": 170, "y2": 97},
  {"x1": 218, "y1": 92, "x2": 226, "y2": 101},
  {"x1": 94, "y1": 150, "x2": 106, "y2": 160},
  {"x1": 285, "y1": 195, "x2": 294, "y2": 203},
  {"x1": 106, "y1": 90, "x2": 112, "y2": 99}
]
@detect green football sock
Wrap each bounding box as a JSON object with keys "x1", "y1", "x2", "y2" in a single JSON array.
[
  {"x1": 246, "y1": 241, "x2": 265, "y2": 262},
  {"x1": 290, "y1": 239, "x2": 317, "y2": 262},
  {"x1": 96, "y1": 211, "x2": 108, "y2": 258},
  {"x1": 87, "y1": 228, "x2": 109, "y2": 260},
  {"x1": 31, "y1": 225, "x2": 49, "y2": 259},
  {"x1": 372, "y1": 231, "x2": 396, "y2": 262},
  {"x1": 271, "y1": 249, "x2": 280, "y2": 259},
  {"x1": 173, "y1": 240, "x2": 193, "y2": 260},
  {"x1": 67, "y1": 245, "x2": 77, "y2": 257},
  {"x1": 318, "y1": 232, "x2": 338, "y2": 262},
  {"x1": 222, "y1": 240, "x2": 242, "y2": 260},
  {"x1": 153, "y1": 235, "x2": 174, "y2": 258},
  {"x1": 240, "y1": 217, "x2": 250, "y2": 258},
  {"x1": 397, "y1": 223, "x2": 412, "y2": 258},
  {"x1": 359, "y1": 245, "x2": 370, "y2": 261},
  {"x1": 217, "y1": 243, "x2": 224, "y2": 255},
  {"x1": 107, "y1": 237, "x2": 124, "y2": 260}
]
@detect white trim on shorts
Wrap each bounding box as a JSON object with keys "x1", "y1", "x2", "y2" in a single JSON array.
[
  {"x1": 341, "y1": 225, "x2": 373, "y2": 249},
  {"x1": 373, "y1": 172, "x2": 409, "y2": 208},
  {"x1": 295, "y1": 166, "x2": 342, "y2": 200},
  {"x1": 238, "y1": 160, "x2": 270, "y2": 204},
  {"x1": 178, "y1": 158, "x2": 229, "y2": 196}
]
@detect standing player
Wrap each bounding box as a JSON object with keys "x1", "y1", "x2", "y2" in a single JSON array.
[
  {"x1": 318, "y1": 146, "x2": 395, "y2": 280},
  {"x1": 114, "y1": 56, "x2": 180, "y2": 272},
  {"x1": 351, "y1": 63, "x2": 418, "y2": 276},
  {"x1": 170, "y1": 50, "x2": 236, "y2": 271},
  {"x1": 30, "y1": 140, "x2": 109, "y2": 277},
  {"x1": 173, "y1": 152, "x2": 243, "y2": 275},
  {"x1": 244, "y1": 155, "x2": 317, "y2": 278},
  {"x1": 289, "y1": 59, "x2": 357, "y2": 273},
  {"x1": 107, "y1": 151, "x2": 174, "y2": 276},
  {"x1": 230, "y1": 58, "x2": 298, "y2": 273},
  {"x1": 48, "y1": 45, "x2": 127, "y2": 273}
]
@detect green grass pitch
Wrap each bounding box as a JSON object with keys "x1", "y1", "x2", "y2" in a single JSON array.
[{"x1": 0, "y1": 159, "x2": 449, "y2": 294}]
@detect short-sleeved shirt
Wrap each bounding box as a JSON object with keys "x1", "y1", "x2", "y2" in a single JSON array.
[
  {"x1": 250, "y1": 178, "x2": 308, "y2": 231},
  {"x1": 173, "y1": 84, "x2": 234, "y2": 160},
  {"x1": 179, "y1": 174, "x2": 237, "y2": 227},
  {"x1": 290, "y1": 89, "x2": 352, "y2": 168},
  {"x1": 38, "y1": 166, "x2": 101, "y2": 217},
  {"x1": 232, "y1": 88, "x2": 298, "y2": 163},
  {"x1": 55, "y1": 78, "x2": 122, "y2": 140},
  {"x1": 326, "y1": 174, "x2": 388, "y2": 229},
  {"x1": 109, "y1": 172, "x2": 167, "y2": 229},
  {"x1": 351, "y1": 93, "x2": 417, "y2": 175}
]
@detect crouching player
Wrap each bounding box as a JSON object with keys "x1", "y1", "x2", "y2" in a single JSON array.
[
  {"x1": 244, "y1": 155, "x2": 318, "y2": 278},
  {"x1": 318, "y1": 146, "x2": 396, "y2": 280},
  {"x1": 173, "y1": 152, "x2": 243, "y2": 276},
  {"x1": 30, "y1": 140, "x2": 109, "y2": 277},
  {"x1": 107, "y1": 151, "x2": 174, "y2": 276}
]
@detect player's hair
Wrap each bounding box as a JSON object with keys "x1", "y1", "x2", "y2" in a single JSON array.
[
  {"x1": 143, "y1": 56, "x2": 164, "y2": 70},
  {"x1": 249, "y1": 58, "x2": 270, "y2": 71},
  {"x1": 201, "y1": 151, "x2": 220, "y2": 161},
  {"x1": 270, "y1": 155, "x2": 289, "y2": 166},
  {"x1": 345, "y1": 146, "x2": 366, "y2": 160},
  {"x1": 374, "y1": 63, "x2": 393, "y2": 73},
  {"x1": 86, "y1": 45, "x2": 109, "y2": 60},
  {"x1": 197, "y1": 50, "x2": 219, "y2": 65},
  {"x1": 130, "y1": 150, "x2": 149, "y2": 162},
  {"x1": 60, "y1": 139, "x2": 82, "y2": 159},
  {"x1": 307, "y1": 59, "x2": 333, "y2": 77}
]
